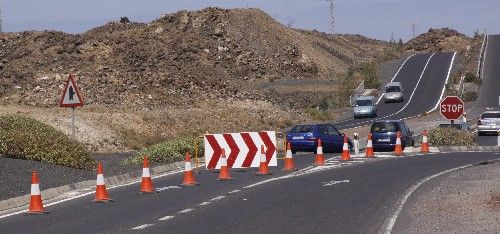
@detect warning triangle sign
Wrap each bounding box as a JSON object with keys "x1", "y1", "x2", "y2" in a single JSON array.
[{"x1": 60, "y1": 75, "x2": 84, "y2": 107}]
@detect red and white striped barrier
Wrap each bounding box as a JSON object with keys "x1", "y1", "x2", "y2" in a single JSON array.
[{"x1": 204, "y1": 131, "x2": 277, "y2": 169}]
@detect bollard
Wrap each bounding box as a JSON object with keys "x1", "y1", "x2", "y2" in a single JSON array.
[
  {"x1": 353, "y1": 133, "x2": 359, "y2": 155},
  {"x1": 498, "y1": 130, "x2": 500, "y2": 147}
]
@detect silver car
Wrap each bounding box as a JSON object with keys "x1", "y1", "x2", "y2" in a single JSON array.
[
  {"x1": 353, "y1": 96, "x2": 377, "y2": 119},
  {"x1": 384, "y1": 82, "x2": 404, "y2": 103},
  {"x1": 477, "y1": 110, "x2": 500, "y2": 135}
]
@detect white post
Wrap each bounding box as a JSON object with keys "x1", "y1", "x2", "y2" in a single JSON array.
[
  {"x1": 71, "y1": 107, "x2": 75, "y2": 138},
  {"x1": 353, "y1": 133, "x2": 359, "y2": 155},
  {"x1": 497, "y1": 131, "x2": 500, "y2": 147}
]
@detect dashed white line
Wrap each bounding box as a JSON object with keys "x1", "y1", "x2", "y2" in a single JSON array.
[
  {"x1": 158, "y1": 216, "x2": 175, "y2": 221},
  {"x1": 209, "y1": 196, "x2": 226, "y2": 202},
  {"x1": 199, "y1": 202, "x2": 211, "y2": 206},
  {"x1": 228, "y1": 190, "x2": 241, "y2": 194},
  {"x1": 132, "y1": 224, "x2": 154, "y2": 230},
  {"x1": 322, "y1": 180, "x2": 350, "y2": 187},
  {"x1": 177, "y1": 208, "x2": 194, "y2": 214}
]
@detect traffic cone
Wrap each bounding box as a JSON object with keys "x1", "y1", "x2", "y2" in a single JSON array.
[
  {"x1": 314, "y1": 138, "x2": 325, "y2": 166},
  {"x1": 218, "y1": 149, "x2": 233, "y2": 181},
  {"x1": 394, "y1": 131, "x2": 403, "y2": 156},
  {"x1": 181, "y1": 152, "x2": 199, "y2": 186},
  {"x1": 283, "y1": 142, "x2": 297, "y2": 171},
  {"x1": 94, "y1": 162, "x2": 113, "y2": 202},
  {"x1": 26, "y1": 171, "x2": 48, "y2": 215},
  {"x1": 341, "y1": 135, "x2": 351, "y2": 161},
  {"x1": 421, "y1": 130, "x2": 430, "y2": 153},
  {"x1": 256, "y1": 145, "x2": 272, "y2": 175},
  {"x1": 140, "y1": 156, "x2": 156, "y2": 193},
  {"x1": 366, "y1": 133, "x2": 375, "y2": 158}
]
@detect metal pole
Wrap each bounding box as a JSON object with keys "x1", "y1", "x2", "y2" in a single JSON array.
[
  {"x1": 71, "y1": 107, "x2": 75, "y2": 138},
  {"x1": 497, "y1": 131, "x2": 500, "y2": 147}
]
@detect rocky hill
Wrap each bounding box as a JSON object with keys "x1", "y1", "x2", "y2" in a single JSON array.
[{"x1": 0, "y1": 7, "x2": 391, "y2": 109}]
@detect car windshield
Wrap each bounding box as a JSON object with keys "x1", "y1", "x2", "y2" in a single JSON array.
[
  {"x1": 289, "y1": 125, "x2": 313, "y2": 133},
  {"x1": 481, "y1": 113, "x2": 500, "y2": 119},
  {"x1": 355, "y1": 100, "x2": 372, "y2": 106},
  {"x1": 386, "y1": 86, "x2": 401, "y2": 92},
  {"x1": 371, "y1": 122, "x2": 398, "y2": 132}
]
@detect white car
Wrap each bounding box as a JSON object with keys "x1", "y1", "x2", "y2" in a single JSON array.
[
  {"x1": 477, "y1": 110, "x2": 500, "y2": 135},
  {"x1": 383, "y1": 82, "x2": 404, "y2": 103}
]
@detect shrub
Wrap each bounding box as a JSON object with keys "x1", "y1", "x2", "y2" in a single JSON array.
[
  {"x1": 464, "y1": 72, "x2": 482, "y2": 85},
  {"x1": 461, "y1": 91, "x2": 478, "y2": 101},
  {"x1": 360, "y1": 62, "x2": 380, "y2": 89},
  {"x1": 0, "y1": 114, "x2": 94, "y2": 169},
  {"x1": 305, "y1": 107, "x2": 330, "y2": 121},
  {"x1": 428, "y1": 127, "x2": 475, "y2": 146},
  {"x1": 125, "y1": 135, "x2": 202, "y2": 165}
]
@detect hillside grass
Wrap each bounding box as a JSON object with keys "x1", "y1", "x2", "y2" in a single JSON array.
[{"x1": 0, "y1": 114, "x2": 94, "y2": 169}]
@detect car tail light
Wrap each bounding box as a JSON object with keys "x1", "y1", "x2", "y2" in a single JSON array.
[{"x1": 477, "y1": 119, "x2": 482, "y2": 125}]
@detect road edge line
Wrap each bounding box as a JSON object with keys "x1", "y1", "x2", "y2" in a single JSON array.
[
  {"x1": 426, "y1": 52, "x2": 457, "y2": 114},
  {"x1": 376, "y1": 54, "x2": 415, "y2": 105}
]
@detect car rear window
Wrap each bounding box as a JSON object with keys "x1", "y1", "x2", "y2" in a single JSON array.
[
  {"x1": 289, "y1": 125, "x2": 313, "y2": 133},
  {"x1": 481, "y1": 113, "x2": 500, "y2": 119},
  {"x1": 371, "y1": 122, "x2": 398, "y2": 132},
  {"x1": 386, "y1": 86, "x2": 401, "y2": 92},
  {"x1": 355, "y1": 99, "x2": 372, "y2": 106}
]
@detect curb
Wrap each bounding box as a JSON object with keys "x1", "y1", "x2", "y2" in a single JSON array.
[{"x1": 0, "y1": 160, "x2": 185, "y2": 212}]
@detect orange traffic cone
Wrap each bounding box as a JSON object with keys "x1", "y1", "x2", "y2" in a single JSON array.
[
  {"x1": 256, "y1": 145, "x2": 272, "y2": 175},
  {"x1": 94, "y1": 162, "x2": 113, "y2": 202},
  {"x1": 421, "y1": 130, "x2": 430, "y2": 153},
  {"x1": 366, "y1": 133, "x2": 375, "y2": 158},
  {"x1": 182, "y1": 152, "x2": 199, "y2": 186},
  {"x1": 341, "y1": 135, "x2": 351, "y2": 161},
  {"x1": 283, "y1": 142, "x2": 297, "y2": 171},
  {"x1": 218, "y1": 149, "x2": 233, "y2": 181},
  {"x1": 26, "y1": 171, "x2": 48, "y2": 214},
  {"x1": 314, "y1": 138, "x2": 325, "y2": 166},
  {"x1": 394, "y1": 131, "x2": 403, "y2": 156},
  {"x1": 140, "y1": 156, "x2": 156, "y2": 193}
]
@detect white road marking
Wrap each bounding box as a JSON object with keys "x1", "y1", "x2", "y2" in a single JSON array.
[
  {"x1": 156, "y1": 186, "x2": 181, "y2": 192},
  {"x1": 158, "y1": 216, "x2": 175, "y2": 221},
  {"x1": 199, "y1": 202, "x2": 211, "y2": 206},
  {"x1": 376, "y1": 54, "x2": 416, "y2": 105},
  {"x1": 322, "y1": 180, "x2": 350, "y2": 187},
  {"x1": 228, "y1": 190, "x2": 241, "y2": 194},
  {"x1": 209, "y1": 196, "x2": 226, "y2": 202},
  {"x1": 243, "y1": 198, "x2": 248, "y2": 201},
  {"x1": 381, "y1": 163, "x2": 474, "y2": 234},
  {"x1": 426, "y1": 52, "x2": 457, "y2": 113},
  {"x1": 177, "y1": 208, "x2": 194, "y2": 214},
  {"x1": 132, "y1": 224, "x2": 154, "y2": 230}
]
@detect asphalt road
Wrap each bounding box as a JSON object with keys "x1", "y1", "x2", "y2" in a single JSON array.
[
  {"x1": 334, "y1": 52, "x2": 455, "y2": 130},
  {"x1": 1, "y1": 152, "x2": 498, "y2": 233},
  {"x1": 476, "y1": 34, "x2": 500, "y2": 146}
]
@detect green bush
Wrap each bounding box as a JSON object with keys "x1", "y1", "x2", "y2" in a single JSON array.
[
  {"x1": 0, "y1": 114, "x2": 94, "y2": 169},
  {"x1": 305, "y1": 107, "x2": 330, "y2": 121},
  {"x1": 428, "y1": 127, "x2": 475, "y2": 146},
  {"x1": 125, "y1": 135, "x2": 201, "y2": 165},
  {"x1": 361, "y1": 62, "x2": 380, "y2": 89},
  {"x1": 461, "y1": 91, "x2": 478, "y2": 101},
  {"x1": 464, "y1": 72, "x2": 482, "y2": 85}
]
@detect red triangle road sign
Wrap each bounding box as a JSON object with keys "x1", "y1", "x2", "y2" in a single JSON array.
[{"x1": 59, "y1": 74, "x2": 84, "y2": 107}]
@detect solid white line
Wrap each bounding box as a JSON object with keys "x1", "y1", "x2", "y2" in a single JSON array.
[
  {"x1": 228, "y1": 190, "x2": 241, "y2": 194},
  {"x1": 376, "y1": 54, "x2": 416, "y2": 105},
  {"x1": 199, "y1": 202, "x2": 211, "y2": 206},
  {"x1": 426, "y1": 52, "x2": 457, "y2": 114},
  {"x1": 380, "y1": 163, "x2": 473, "y2": 234},
  {"x1": 342, "y1": 54, "x2": 435, "y2": 129},
  {"x1": 158, "y1": 215, "x2": 175, "y2": 221},
  {"x1": 132, "y1": 224, "x2": 154, "y2": 230},
  {"x1": 209, "y1": 196, "x2": 226, "y2": 202},
  {"x1": 0, "y1": 168, "x2": 187, "y2": 219},
  {"x1": 177, "y1": 208, "x2": 194, "y2": 214},
  {"x1": 480, "y1": 35, "x2": 489, "y2": 77},
  {"x1": 322, "y1": 180, "x2": 350, "y2": 187}
]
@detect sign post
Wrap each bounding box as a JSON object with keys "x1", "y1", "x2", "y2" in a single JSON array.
[
  {"x1": 440, "y1": 96, "x2": 464, "y2": 125},
  {"x1": 59, "y1": 75, "x2": 84, "y2": 137}
]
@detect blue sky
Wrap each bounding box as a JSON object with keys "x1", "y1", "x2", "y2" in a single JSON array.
[{"x1": 1, "y1": 0, "x2": 499, "y2": 41}]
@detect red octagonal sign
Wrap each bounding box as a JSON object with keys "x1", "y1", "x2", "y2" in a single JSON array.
[{"x1": 440, "y1": 96, "x2": 464, "y2": 120}]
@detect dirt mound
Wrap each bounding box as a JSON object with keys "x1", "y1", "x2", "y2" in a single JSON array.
[
  {"x1": 0, "y1": 7, "x2": 390, "y2": 109},
  {"x1": 405, "y1": 28, "x2": 472, "y2": 52}
]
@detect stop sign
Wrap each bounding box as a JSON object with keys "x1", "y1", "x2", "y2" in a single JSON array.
[{"x1": 440, "y1": 96, "x2": 464, "y2": 120}]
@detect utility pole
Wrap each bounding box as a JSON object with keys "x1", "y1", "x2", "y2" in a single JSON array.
[
  {"x1": 327, "y1": 0, "x2": 335, "y2": 34},
  {"x1": 411, "y1": 23, "x2": 416, "y2": 38},
  {"x1": 0, "y1": 4, "x2": 3, "y2": 33},
  {"x1": 390, "y1": 32, "x2": 395, "y2": 43}
]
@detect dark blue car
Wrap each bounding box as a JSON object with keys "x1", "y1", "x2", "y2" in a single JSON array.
[
  {"x1": 370, "y1": 120, "x2": 415, "y2": 151},
  {"x1": 286, "y1": 124, "x2": 353, "y2": 153}
]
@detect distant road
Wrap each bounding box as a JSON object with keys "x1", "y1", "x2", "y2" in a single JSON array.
[
  {"x1": 334, "y1": 52, "x2": 455, "y2": 130},
  {"x1": 475, "y1": 35, "x2": 500, "y2": 146}
]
